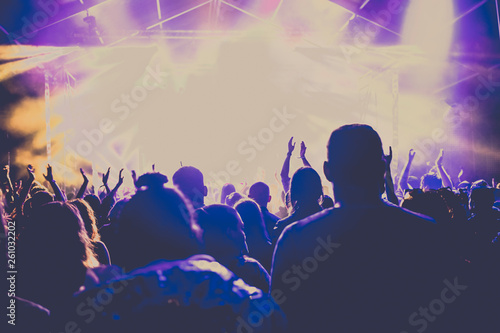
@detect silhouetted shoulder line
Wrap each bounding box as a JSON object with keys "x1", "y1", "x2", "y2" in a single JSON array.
[{"x1": 280, "y1": 207, "x2": 334, "y2": 235}]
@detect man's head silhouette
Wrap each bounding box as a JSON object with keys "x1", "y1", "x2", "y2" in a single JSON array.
[
  {"x1": 324, "y1": 124, "x2": 385, "y2": 202},
  {"x1": 248, "y1": 182, "x2": 271, "y2": 208},
  {"x1": 172, "y1": 166, "x2": 207, "y2": 209}
]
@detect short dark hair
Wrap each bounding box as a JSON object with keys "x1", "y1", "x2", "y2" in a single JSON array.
[
  {"x1": 327, "y1": 124, "x2": 385, "y2": 188},
  {"x1": 290, "y1": 167, "x2": 323, "y2": 209},
  {"x1": 248, "y1": 182, "x2": 270, "y2": 207},
  {"x1": 172, "y1": 166, "x2": 205, "y2": 199}
]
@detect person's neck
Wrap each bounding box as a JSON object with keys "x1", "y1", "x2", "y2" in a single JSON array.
[{"x1": 333, "y1": 185, "x2": 382, "y2": 208}]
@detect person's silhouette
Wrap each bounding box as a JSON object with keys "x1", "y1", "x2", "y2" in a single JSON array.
[
  {"x1": 248, "y1": 182, "x2": 279, "y2": 237},
  {"x1": 272, "y1": 167, "x2": 323, "y2": 243},
  {"x1": 172, "y1": 166, "x2": 207, "y2": 210},
  {"x1": 271, "y1": 124, "x2": 449, "y2": 333}
]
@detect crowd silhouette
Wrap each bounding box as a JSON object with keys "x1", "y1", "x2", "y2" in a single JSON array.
[{"x1": 1, "y1": 124, "x2": 499, "y2": 332}]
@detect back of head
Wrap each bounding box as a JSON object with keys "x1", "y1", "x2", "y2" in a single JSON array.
[
  {"x1": 18, "y1": 202, "x2": 96, "y2": 305},
  {"x1": 326, "y1": 124, "x2": 385, "y2": 191},
  {"x1": 84, "y1": 194, "x2": 101, "y2": 214},
  {"x1": 225, "y1": 192, "x2": 244, "y2": 207},
  {"x1": 248, "y1": 182, "x2": 270, "y2": 207},
  {"x1": 30, "y1": 182, "x2": 49, "y2": 196},
  {"x1": 402, "y1": 190, "x2": 450, "y2": 224},
  {"x1": 31, "y1": 191, "x2": 54, "y2": 208},
  {"x1": 135, "y1": 172, "x2": 169, "y2": 189},
  {"x1": 235, "y1": 199, "x2": 270, "y2": 242},
  {"x1": 172, "y1": 166, "x2": 206, "y2": 208},
  {"x1": 469, "y1": 181, "x2": 494, "y2": 213},
  {"x1": 22, "y1": 202, "x2": 94, "y2": 263},
  {"x1": 420, "y1": 173, "x2": 443, "y2": 191},
  {"x1": 117, "y1": 185, "x2": 202, "y2": 271},
  {"x1": 23, "y1": 191, "x2": 54, "y2": 218},
  {"x1": 290, "y1": 167, "x2": 323, "y2": 210},
  {"x1": 220, "y1": 183, "x2": 236, "y2": 203},
  {"x1": 197, "y1": 204, "x2": 247, "y2": 259}
]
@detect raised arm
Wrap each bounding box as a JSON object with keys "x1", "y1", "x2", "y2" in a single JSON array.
[
  {"x1": 384, "y1": 146, "x2": 399, "y2": 205},
  {"x1": 398, "y1": 149, "x2": 416, "y2": 192},
  {"x1": 43, "y1": 164, "x2": 66, "y2": 202},
  {"x1": 16, "y1": 165, "x2": 35, "y2": 209},
  {"x1": 76, "y1": 168, "x2": 89, "y2": 199},
  {"x1": 240, "y1": 180, "x2": 249, "y2": 195},
  {"x1": 110, "y1": 169, "x2": 124, "y2": 197},
  {"x1": 280, "y1": 137, "x2": 295, "y2": 194},
  {"x1": 299, "y1": 141, "x2": 311, "y2": 168},
  {"x1": 1, "y1": 165, "x2": 16, "y2": 207},
  {"x1": 101, "y1": 167, "x2": 111, "y2": 195},
  {"x1": 457, "y1": 168, "x2": 464, "y2": 184},
  {"x1": 435, "y1": 149, "x2": 453, "y2": 189},
  {"x1": 101, "y1": 168, "x2": 124, "y2": 219},
  {"x1": 131, "y1": 170, "x2": 138, "y2": 188}
]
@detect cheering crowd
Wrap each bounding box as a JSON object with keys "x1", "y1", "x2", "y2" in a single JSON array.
[{"x1": 1, "y1": 124, "x2": 500, "y2": 332}]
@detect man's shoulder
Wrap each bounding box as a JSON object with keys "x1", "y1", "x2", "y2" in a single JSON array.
[
  {"x1": 279, "y1": 208, "x2": 334, "y2": 238},
  {"x1": 377, "y1": 200, "x2": 435, "y2": 222},
  {"x1": 283, "y1": 203, "x2": 436, "y2": 238}
]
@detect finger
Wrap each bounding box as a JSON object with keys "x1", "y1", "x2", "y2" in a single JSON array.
[{"x1": 389, "y1": 146, "x2": 392, "y2": 156}]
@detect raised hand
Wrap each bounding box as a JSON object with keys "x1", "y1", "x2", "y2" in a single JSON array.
[
  {"x1": 76, "y1": 168, "x2": 89, "y2": 199},
  {"x1": 80, "y1": 168, "x2": 88, "y2": 182},
  {"x1": 131, "y1": 170, "x2": 137, "y2": 184},
  {"x1": 27, "y1": 164, "x2": 35, "y2": 181},
  {"x1": 117, "y1": 168, "x2": 124, "y2": 187},
  {"x1": 435, "y1": 149, "x2": 444, "y2": 166},
  {"x1": 300, "y1": 141, "x2": 307, "y2": 159},
  {"x1": 287, "y1": 137, "x2": 295, "y2": 155},
  {"x1": 409, "y1": 149, "x2": 416, "y2": 160},
  {"x1": 102, "y1": 167, "x2": 111, "y2": 185},
  {"x1": 0, "y1": 165, "x2": 9, "y2": 180},
  {"x1": 385, "y1": 146, "x2": 393, "y2": 167},
  {"x1": 43, "y1": 164, "x2": 54, "y2": 182}
]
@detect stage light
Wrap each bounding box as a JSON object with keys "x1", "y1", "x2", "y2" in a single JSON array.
[
  {"x1": 79, "y1": 13, "x2": 105, "y2": 45},
  {"x1": 402, "y1": 0, "x2": 454, "y2": 60}
]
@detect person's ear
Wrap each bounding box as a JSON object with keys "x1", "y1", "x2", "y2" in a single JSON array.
[
  {"x1": 268, "y1": 195, "x2": 272, "y2": 203},
  {"x1": 203, "y1": 186, "x2": 208, "y2": 197},
  {"x1": 324, "y1": 161, "x2": 333, "y2": 182}
]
